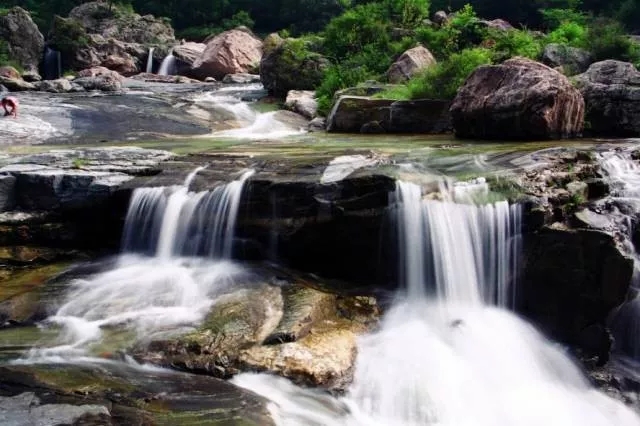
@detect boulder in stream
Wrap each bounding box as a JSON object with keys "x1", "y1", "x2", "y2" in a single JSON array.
[
  {"x1": 285, "y1": 90, "x2": 318, "y2": 119},
  {"x1": 191, "y1": 27, "x2": 263, "y2": 80},
  {"x1": 450, "y1": 57, "x2": 585, "y2": 140},
  {"x1": 574, "y1": 60, "x2": 640, "y2": 137}
]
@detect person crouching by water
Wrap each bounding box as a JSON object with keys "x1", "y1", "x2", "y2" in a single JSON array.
[{"x1": 1, "y1": 96, "x2": 18, "y2": 118}]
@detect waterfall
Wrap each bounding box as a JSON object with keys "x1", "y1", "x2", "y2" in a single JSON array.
[
  {"x1": 234, "y1": 178, "x2": 639, "y2": 425},
  {"x1": 43, "y1": 46, "x2": 62, "y2": 80},
  {"x1": 145, "y1": 47, "x2": 155, "y2": 73},
  {"x1": 122, "y1": 168, "x2": 254, "y2": 259},
  {"x1": 158, "y1": 51, "x2": 176, "y2": 76},
  {"x1": 597, "y1": 150, "x2": 640, "y2": 362},
  {"x1": 24, "y1": 168, "x2": 254, "y2": 361}
]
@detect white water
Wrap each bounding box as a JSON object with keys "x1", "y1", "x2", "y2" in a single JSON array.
[
  {"x1": 235, "y1": 180, "x2": 640, "y2": 425},
  {"x1": 158, "y1": 51, "x2": 176, "y2": 76},
  {"x1": 145, "y1": 47, "x2": 155, "y2": 73},
  {"x1": 23, "y1": 168, "x2": 254, "y2": 361},
  {"x1": 193, "y1": 88, "x2": 306, "y2": 139},
  {"x1": 598, "y1": 150, "x2": 640, "y2": 362}
]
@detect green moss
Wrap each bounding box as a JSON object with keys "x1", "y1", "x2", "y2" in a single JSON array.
[{"x1": 0, "y1": 263, "x2": 69, "y2": 302}]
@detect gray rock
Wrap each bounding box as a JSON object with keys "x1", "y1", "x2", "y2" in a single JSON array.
[
  {"x1": 433, "y1": 10, "x2": 448, "y2": 26},
  {"x1": 327, "y1": 96, "x2": 451, "y2": 133},
  {"x1": 222, "y1": 73, "x2": 262, "y2": 84},
  {"x1": 0, "y1": 8, "x2": 44, "y2": 74},
  {"x1": 542, "y1": 43, "x2": 593, "y2": 75},
  {"x1": 0, "y1": 392, "x2": 110, "y2": 426},
  {"x1": 73, "y1": 75, "x2": 122, "y2": 92},
  {"x1": 0, "y1": 76, "x2": 35, "y2": 91},
  {"x1": 386, "y1": 45, "x2": 437, "y2": 84},
  {"x1": 172, "y1": 41, "x2": 206, "y2": 67},
  {"x1": 34, "y1": 78, "x2": 72, "y2": 93},
  {"x1": 0, "y1": 175, "x2": 16, "y2": 212},
  {"x1": 204, "y1": 76, "x2": 217, "y2": 83},
  {"x1": 574, "y1": 60, "x2": 640, "y2": 137},
  {"x1": 308, "y1": 117, "x2": 326, "y2": 132},
  {"x1": 21, "y1": 70, "x2": 41, "y2": 82},
  {"x1": 285, "y1": 90, "x2": 317, "y2": 119}
]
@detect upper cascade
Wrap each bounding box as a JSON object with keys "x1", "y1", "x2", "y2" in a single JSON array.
[{"x1": 122, "y1": 168, "x2": 254, "y2": 259}]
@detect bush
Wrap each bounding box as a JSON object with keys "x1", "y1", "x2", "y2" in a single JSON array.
[
  {"x1": 316, "y1": 64, "x2": 375, "y2": 115},
  {"x1": 546, "y1": 21, "x2": 588, "y2": 46},
  {"x1": 540, "y1": 7, "x2": 589, "y2": 29},
  {"x1": 383, "y1": 0, "x2": 431, "y2": 28},
  {"x1": 585, "y1": 17, "x2": 640, "y2": 64},
  {"x1": 380, "y1": 47, "x2": 493, "y2": 101},
  {"x1": 486, "y1": 28, "x2": 543, "y2": 61},
  {"x1": 415, "y1": 4, "x2": 485, "y2": 59}
]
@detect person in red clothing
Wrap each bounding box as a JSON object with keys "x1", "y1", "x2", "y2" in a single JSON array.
[{"x1": 1, "y1": 96, "x2": 18, "y2": 118}]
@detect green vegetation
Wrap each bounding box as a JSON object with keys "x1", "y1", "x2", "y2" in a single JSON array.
[{"x1": 0, "y1": 0, "x2": 639, "y2": 110}]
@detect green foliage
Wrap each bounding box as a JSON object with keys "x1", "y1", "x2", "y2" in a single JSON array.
[
  {"x1": 379, "y1": 47, "x2": 493, "y2": 100},
  {"x1": 585, "y1": 17, "x2": 640, "y2": 64},
  {"x1": 546, "y1": 20, "x2": 587, "y2": 45},
  {"x1": 415, "y1": 4, "x2": 485, "y2": 59},
  {"x1": 316, "y1": 64, "x2": 375, "y2": 115},
  {"x1": 382, "y1": 0, "x2": 430, "y2": 27},
  {"x1": 49, "y1": 16, "x2": 88, "y2": 56},
  {"x1": 540, "y1": 8, "x2": 589, "y2": 29},
  {"x1": 486, "y1": 28, "x2": 543, "y2": 61},
  {"x1": 176, "y1": 11, "x2": 255, "y2": 41}
]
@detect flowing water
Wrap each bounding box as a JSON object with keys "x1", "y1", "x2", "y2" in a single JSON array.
[
  {"x1": 43, "y1": 47, "x2": 62, "y2": 80},
  {"x1": 597, "y1": 149, "x2": 640, "y2": 362},
  {"x1": 158, "y1": 51, "x2": 177, "y2": 76},
  {"x1": 234, "y1": 180, "x2": 640, "y2": 425},
  {"x1": 193, "y1": 86, "x2": 307, "y2": 139},
  {"x1": 21, "y1": 168, "x2": 254, "y2": 362},
  {"x1": 145, "y1": 47, "x2": 155, "y2": 73}
]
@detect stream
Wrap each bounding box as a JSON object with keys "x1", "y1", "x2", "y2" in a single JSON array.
[{"x1": 1, "y1": 82, "x2": 640, "y2": 425}]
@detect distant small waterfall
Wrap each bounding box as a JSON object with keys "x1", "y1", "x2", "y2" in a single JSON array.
[
  {"x1": 158, "y1": 50, "x2": 177, "y2": 76},
  {"x1": 43, "y1": 46, "x2": 62, "y2": 80},
  {"x1": 145, "y1": 47, "x2": 155, "y2": 73},
  {"x1": 122, "y1": 168, "x2": 254, "y2": 259}
]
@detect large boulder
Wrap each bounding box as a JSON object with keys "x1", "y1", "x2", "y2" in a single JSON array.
[
  {"x1": 0, "y1": 75, "x2": 35, "y2": 91},
  {"x1": 450, "y1": 57, "x2": 584, "y2": 140},
  {"x1": 542, "y1": 43, "x2": 593, "y2": 75},
  {"x1": 327, "y1": 96, "x2": 451, "y2": 133},
  {"x1": 260, "y1": 35, "x2": 329, "y2": 97},
  {"x1": 68, "y1": 1, "x2": 175, "y2": 45},
  {"x1": 386, "y1": 45, "x2": 436, "y2": 84},
  {"x1": 172, "y1": 42, "x2": 205, "y2": 67},
  {"x1": 574, "y1": 60, "x2": 640, "y2": 137},
  {"x1": 48, "y1": 2, "x2": 175, "y2": 74},
  {"x1": 0, "y1": 7, "x2": 44, "y2": 74},
  {"x1": 191, "y1": 28, "x2": 262, "y2": 80}
]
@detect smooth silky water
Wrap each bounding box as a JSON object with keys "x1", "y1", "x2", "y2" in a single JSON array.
[
  {"x1": 233, "y1": 179, "x2": 640, "y2": 425},
  {"x1": 19, "y1": 168, "x2": 255, "y2": 363}
]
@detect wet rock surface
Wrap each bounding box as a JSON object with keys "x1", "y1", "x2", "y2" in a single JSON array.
[
  {"x1": 0, "y1": 363, "x2": 274, "y2": 425},
  {"x1": 135, "y1": 274, "x2": 379, "y2": 390}
]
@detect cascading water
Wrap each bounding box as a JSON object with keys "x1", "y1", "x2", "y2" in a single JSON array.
[
  {"x1": 234, "y1": 179, "x2": 640, "y2": 425},
  {"x1": 145, "y1": 47, "x2": 155, "y2": 73},
  {"x1": 23, "y1": 168, "x2": 254, "y2": 362},
  {"x1": 193, "y1": 86, "x2": 307, "y2": 139},
  {"x1": 43, "y1": 46, "x2": 62, "y2": 80},
  {"x1": 597, "y1": 150, "x2": 640, "y2": 362},
  {"x1": 158, "y1": 50, "x2": 176, "y2": 76}
]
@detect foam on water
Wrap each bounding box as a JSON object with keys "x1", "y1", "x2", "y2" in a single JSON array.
[{"x1": 234, "y1": 179, "x2": 640, "y2": 425}]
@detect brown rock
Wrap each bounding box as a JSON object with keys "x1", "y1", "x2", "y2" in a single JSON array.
[
  {"x1": 450, "y1": 57, "x2": 585, "y2": 140},
  {"x1": 0, "y1": 66, "x2": 21, "y2": 80},
  {"x1": 173, "y1": 42, "x2": 206, "y2": 67},
  {"x1": 386, "y1": 46, "x2": 436, "y2": 83},
  {"x1": 191, "y1": 28, "x2": 263, "y2": 80}
]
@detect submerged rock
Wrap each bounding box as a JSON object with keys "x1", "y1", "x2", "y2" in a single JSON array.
[
  {"x1": 451, "y1": 57, "x2": 584, "y2": 140},
  {"x1": 574, "y1": 60, "x2": 640, "y2": 137}
]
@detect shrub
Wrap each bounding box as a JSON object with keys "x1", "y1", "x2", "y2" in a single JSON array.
[
  {"x1": 585, "y1": 17, "x2": 640, "y2": 64},
  {"x1": 486, "y1": 28, "x2": 543, "y2": 61},
  {"x1": 540, "y1": 7, "x2": 589, "y2": 29},
  {"x1": 383, "y1": 0, "x2": 431, "y2": 28},
  {"x1": 382, "y1": 47, "x2": 493, "y2": 101},
  {"x1": 546, "y1": 21, "x2": 588, "y2": 46},
  {"x1": 316, "y1": 64, "x2": 375, "y2": 115}
]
